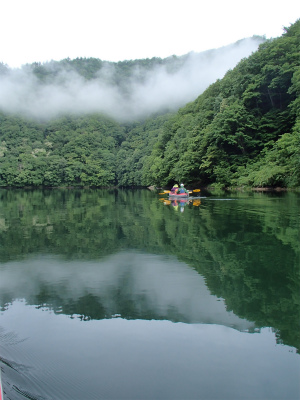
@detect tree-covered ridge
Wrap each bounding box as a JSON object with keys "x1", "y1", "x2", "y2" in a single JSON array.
[
  {"x1": 0, "y1": 36, "x2": 264, "y2": 123},
  {"x1": 0, "y1": 36, "x2": 264, "y2": 84},
  {"x1": 0, "y1": 22, "x2": 299, "y2": 188},
  {"x1": 142, "y1": 20, "x2": 300, "y2": 188}
]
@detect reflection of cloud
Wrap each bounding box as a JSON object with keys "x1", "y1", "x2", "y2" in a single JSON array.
[
  {"x1": 0, "y1": 38, "x2": 263, "y2": 121},
  {"x1": 0, "y1": 252, "x2": 254, "y2": 331}
]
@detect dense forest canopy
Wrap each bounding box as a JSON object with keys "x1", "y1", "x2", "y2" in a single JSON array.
[{"x1": 0, "y1": 21, "x2": 299, "y2": 188}]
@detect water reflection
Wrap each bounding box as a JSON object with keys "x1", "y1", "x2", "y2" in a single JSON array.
[
  {"x1": 0, "y1": 189, "x2": 298, "y2": 349},
  {"x1": 0, "y1": 252, "x2": 254, "y2": 330},
  {"x1": 0, "y1": 189, "x2": 299, "y2": 399},
  {"x1": 1, "y1": 302, "x2": 299, "y2": 400}
]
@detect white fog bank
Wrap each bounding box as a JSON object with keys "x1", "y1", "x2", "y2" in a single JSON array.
[{"x1": 0, "y1": 38, "x2": 263, "y2": 122}]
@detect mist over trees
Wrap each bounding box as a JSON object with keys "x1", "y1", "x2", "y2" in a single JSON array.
[
  {"x1": 0, "y1": 22, "x2": 299, "y2": 188},
  {"x1": 0, "y1": 37, "x2": 263, "y2": 121}
]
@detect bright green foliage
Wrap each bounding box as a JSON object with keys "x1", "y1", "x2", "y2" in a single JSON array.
[{"x1": 0, "y1": 113, "x2": 123, "y2": 187}]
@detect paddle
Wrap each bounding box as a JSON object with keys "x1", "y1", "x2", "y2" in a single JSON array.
[
  {"x1": 189, "y1": 189, "x2": 201, "y2": 193},
  {"x1": 160, "y1": 189, "x2": 200, "y2": 195}
]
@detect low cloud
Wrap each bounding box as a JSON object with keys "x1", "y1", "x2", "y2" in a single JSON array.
[
  {"x1": 0, "y1": 252, "x2": 254, "y2": 329},
  {"x1": 0, "y1": 38, "x2": 263, "y2": 122}
]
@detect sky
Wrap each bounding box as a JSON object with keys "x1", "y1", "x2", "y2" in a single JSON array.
[
  {"x1": 0, "y1": 0, "x2": 299, "y2": 121},
  {"x1": 0, "y1": 0, "x2": 299, "y2": 68}
]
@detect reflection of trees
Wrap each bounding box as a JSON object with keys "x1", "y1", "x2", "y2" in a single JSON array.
[
  {"x1": 0, "y1": 189, "x2": 299, "y2": 351},
  {"x1": 175, "y1": 194, "x2": 300, "y2": 352}
]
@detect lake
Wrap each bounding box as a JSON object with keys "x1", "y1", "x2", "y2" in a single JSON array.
[{"x1": 0, "y1": 188, "x2": 299, "y2": 400}]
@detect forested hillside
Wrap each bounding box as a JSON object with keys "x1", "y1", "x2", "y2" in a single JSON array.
[
  {"x1": 0, "y1": 22, "x2": 299, "y2": 188},
  {"x1": 142, "y1": 20, "x2": 300, "y2": 188}
]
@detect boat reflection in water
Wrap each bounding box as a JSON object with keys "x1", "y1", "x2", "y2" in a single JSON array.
[{"x1": 162, "y1": 197, "x2": 201, "y2": 212}]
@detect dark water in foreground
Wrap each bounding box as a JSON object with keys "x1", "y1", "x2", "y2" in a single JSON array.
[{"x1": 0, "y1": 188, "x2": 299, "y2": 400}]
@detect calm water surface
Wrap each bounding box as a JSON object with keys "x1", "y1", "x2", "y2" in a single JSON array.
[{"x1": 0, "y1": 189, "x2": 299, "y2": 400}]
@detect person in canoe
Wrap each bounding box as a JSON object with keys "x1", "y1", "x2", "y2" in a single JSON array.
[
  {"x1": 178, "y1": 183, "x2": 189, "y2": 194},
  {"x1": 170, "y1": 184, "x2": 179, "y2": 194}
]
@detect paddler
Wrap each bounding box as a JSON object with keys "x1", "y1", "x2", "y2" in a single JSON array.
[
  {"x1": 170, "y1": 184, "x2": 179, "y2": 194},
  {"x1": 178, "y1": 183, "x2": 189, "y2": 194}
]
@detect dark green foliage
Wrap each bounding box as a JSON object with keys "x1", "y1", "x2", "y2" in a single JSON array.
[{"x1": 115, "y1": 115, "x2": 172, "y2": 186}]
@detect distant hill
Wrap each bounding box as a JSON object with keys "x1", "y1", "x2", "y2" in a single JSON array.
[{"x1": 0, "y1": 36, "x2": 264, "y2": 121}]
